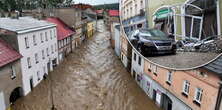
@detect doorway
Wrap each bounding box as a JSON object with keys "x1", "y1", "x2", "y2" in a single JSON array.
[
  {"x1": 30, "y1": 78, "x2": 33, "y2": 91},
  {"x1": 161, "y1": 93, "x2": 173, "y2": 110},
  {"x1": 9, "y1": 87, "x2": 23, "y2": 104}
]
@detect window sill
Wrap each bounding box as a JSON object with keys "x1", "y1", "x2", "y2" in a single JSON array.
[
  {"x1": 153, "y1": 72, "x2": 157, "y2": 76},
  {"x1": 11, "y1": 76, "x2": 16, "y2": 80},
  {"x1": 181, "y1": 92, "x2": 188, "y2": 98},
  {"x1": 166, "y1": 81, "x2": 171, "y2": 86},
  {"x1": 193, "y1": 100, "x2": 201, "y2": 107}
]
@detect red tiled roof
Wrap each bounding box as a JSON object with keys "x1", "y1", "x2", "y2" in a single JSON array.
[
  {"x1": 108, "y1": 10, "x2": 119, "y2": 17},
  {"x1": 0, "y1": 39, "x2": 22, "y2": 67},
  {"x1": 45, "y1": 17, "x2": 75, "y2": 41},
  {"x1": 72, "y1": 4, "x2": 93, "y2": 10},
  {"x1": 96, "y1": 10, "x2": 103, "y2": 14}
]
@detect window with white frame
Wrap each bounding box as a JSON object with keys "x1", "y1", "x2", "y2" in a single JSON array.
[
  {"x1": 40, "y1": 33, "x2": 43, "y2": 43},
  {"x1": 138, "y1": 56, "x2": 141, "y2": 65},
  {"x1": 55, "y1": 43, "x2": 57, "y2": 52},
  {"x1": 134, "y1": 52, "x2": 137, "y2": 61},
  {"x1": 51, "y1": 45, "x2": 54, "y2": 54},
  {"x1": 45, "y1": 32, "x2": 48, "y2": 41},
  {"x1": 182, "y1": 80, "x2": 190, "y2": 95},
  {"x1": 35, "y1": 53, "x2": 39, "y2": 63},
  {"x1": 11, "y1": 65, "x2": 16, "y2": 79},
  {"x1": 46, "y1": 48, "x2": 49, "y2": 56},
  {"x1": 33, "y1": 35, "x2": 37, "y2": 46},
  {"x1": 54, "y1": 29, "x2": 56, "y2": 38},
  {"x1": 166, "y1": 71, "x2": 173, "y2": 85},
  {"x1": 27, "y1": 57, "x2": 31, "y2": 68},
  {"x1": 50, "y1": 30, "x2": 52, "y2": 39},
  {"x1": 153, "y1": 65, "x2": 157, "y2": 75},
  {"x1": 42, "y1": 50, "x2": 45, "y2": 59},
  {"x1": 25, "y1": 37, "x2": 29, "y2": 48},
  {"x1": 37, "y1": 71, "x2": 40, "y2": 81},
  {"x1": 148, "y1": 63, "x2": 152, "y2": 72},
  {"x1": 194, "y1": 88, "x2": 203, "y2": 104},
  {"x1": 43, "y1": 66, "x2": 46, "y2": 74}
]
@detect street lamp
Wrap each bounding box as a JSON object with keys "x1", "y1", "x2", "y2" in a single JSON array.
[{"x1": 49, "y1": 71, "x2": 56, "y2": 110}]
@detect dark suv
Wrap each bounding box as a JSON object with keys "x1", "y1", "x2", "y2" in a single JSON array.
[{"x1": 129, "y1": 29, "x2": 177, "y2": 56}]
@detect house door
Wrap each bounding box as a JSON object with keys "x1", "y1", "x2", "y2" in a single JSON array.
[
  {"x1": 153, "y1": 89, "x2": 157, "y2": 101},
  {"x1": 30, "y1": 78, "x2": 34, "y2": 91},
  {"x1": 47, "y1": 62, "x2": 51, "y2": 72},
  {"x1": 161, "y1": 93, "x2": 173, "y2": 110}
]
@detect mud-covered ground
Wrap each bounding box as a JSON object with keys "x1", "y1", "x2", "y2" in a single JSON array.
[{"x1": 12, "y1": 20, "x2": 160, "y2": 110}]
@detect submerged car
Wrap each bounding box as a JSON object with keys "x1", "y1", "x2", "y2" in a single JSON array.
[{"x1": 129, "y1": 29, "x2": 177, "y2": 56}]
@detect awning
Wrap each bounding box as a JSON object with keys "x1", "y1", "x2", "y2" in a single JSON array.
[{"x1": 154, "y1": 9, "x2": 173, "y2": 19}]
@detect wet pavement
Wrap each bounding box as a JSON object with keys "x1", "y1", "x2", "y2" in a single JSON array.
[{"x1": 12, "y1": 20, "x2": 160, "y2": 110}]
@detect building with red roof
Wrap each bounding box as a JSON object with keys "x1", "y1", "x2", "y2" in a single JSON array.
[
  {"x1": 108, "y1": 10, "x2": 119, "y2": 17},
  {"x1": 0, "y1": 38, "x2": 23, "y2": 110},
  {"x1": 0, "y1": 39, "x2": 22, "y2": 67},
  {"x1": 96, "y1": 10, "x2": 104, "y2": 14},
  {"x1": 0, "y1": 17, "x2": 58, "y2": 96},
  {"x1": 72, "y1": 3, "x2": 93, "y2": 10},
  {"x1": 104, "y1": 10, "x2": 120, "y2": 31},
  {"x1": 45, "y1": 17, "x2": 76, "y2": 62}
]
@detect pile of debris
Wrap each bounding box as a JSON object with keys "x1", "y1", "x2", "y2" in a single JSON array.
[{"x1": 176, "y1": 36, "x2": 222, "y2": 53}]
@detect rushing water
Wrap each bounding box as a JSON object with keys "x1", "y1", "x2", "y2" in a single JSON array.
[{"x1": 12, "y1": 20, "x2": 160, "y2": 110}]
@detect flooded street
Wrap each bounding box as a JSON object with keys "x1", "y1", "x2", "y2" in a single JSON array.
[{"x1": 12, "y1": 20, "x2": 160, "y2": 110}]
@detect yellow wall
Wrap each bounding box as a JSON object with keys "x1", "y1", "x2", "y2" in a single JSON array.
[{"x1": 87, "y1": 22, "x2": 94, "y2": 37}]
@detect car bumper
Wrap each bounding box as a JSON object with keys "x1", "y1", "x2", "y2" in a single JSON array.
[{"x1": 142, "y1": 46, "x2": 174, "y2": 55}]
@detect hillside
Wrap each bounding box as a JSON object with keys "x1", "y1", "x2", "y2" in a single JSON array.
[{"x1": 93, "y1": 3, "x2": 119, "y2": 10}]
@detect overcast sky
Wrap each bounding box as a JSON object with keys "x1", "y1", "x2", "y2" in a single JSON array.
[{"x1": 74, "y1": 0, "x2": 119, "y2": 5}]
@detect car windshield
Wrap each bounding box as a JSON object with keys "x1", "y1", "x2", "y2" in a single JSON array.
[{"x1": 140, "y1": 29, "x2": 168, "y2": 40}]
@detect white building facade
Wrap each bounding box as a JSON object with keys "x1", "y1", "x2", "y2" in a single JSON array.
[
  {"x1": 0, "y1": 17, "x2": 59, "y2": 95},
  {"x1": 131, "y1": 49, "x2": 144, "y2": 87}
]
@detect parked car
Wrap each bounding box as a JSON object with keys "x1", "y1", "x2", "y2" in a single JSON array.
[{"x1": 129, "y1": 28, "x2": 177, "y2": 56}]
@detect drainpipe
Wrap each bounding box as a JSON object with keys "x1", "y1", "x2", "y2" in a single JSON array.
[
  {"x1": 144, "y1": 0, "x2": 149, "y2": 28},
  {"x1": 215, "y1": 81, "x2": 222, "y2": 110},
  {"x1": 216, "y1": 0, "x2": 221, "y2": 36}
]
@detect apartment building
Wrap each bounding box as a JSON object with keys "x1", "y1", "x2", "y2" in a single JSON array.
[
  {"x1": 131, "y1": 49, "x2": 222, "y2": 110},
  {"x1": 120, "y1": 0, "x2": 147, "y2": 72},
  {"x1": 0, "y1": 17, "x2": 58, "y2": 95},
  {"x1": 0, "y1": 39, "x2": 22, "y2": 110},
  {"x1": 45, "y1": 17, "x2": 75, "y2": 63},
  {"x1": 44, "y1": 8, "x2": 83, "y2": 49},
  {"x1": 121, "y1": 0, "x2": 146, "y2": 33}
]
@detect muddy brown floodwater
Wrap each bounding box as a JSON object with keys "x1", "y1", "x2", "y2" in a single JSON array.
[{"x1": 12, "y1": 20, "x2": 160, "y2": 110}]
